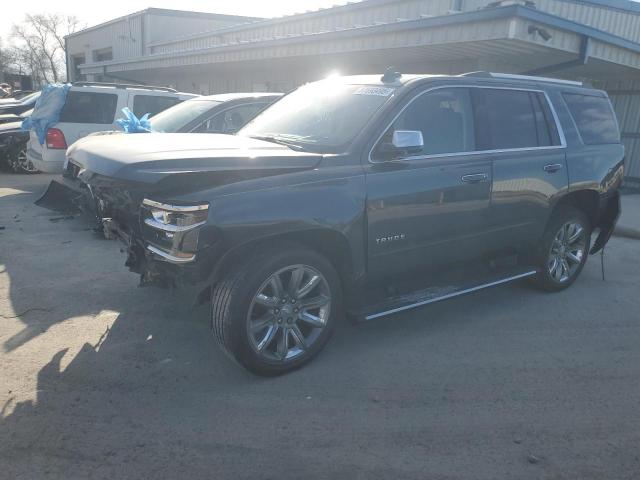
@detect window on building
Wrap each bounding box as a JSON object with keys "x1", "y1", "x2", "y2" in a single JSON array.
[
  {"x1": 92, "y1": 48, "x2": 113, "y2": 62},
  {"x1": 132, "y1": 95, "x2": 181, "y2": 118},
  {"x1": 193, "y1": 103, "x2": 270, "y2": 133},
  {"x1": 59, "y1": 91, "x2": 118, "y2": 124},
  {"x1": 374, "y1": 88, "x2": 475, "y2": 159},
  {"x1": 71, "y1": 54, "x2": 85, "y2": 81},
  {"x1": 563, "y1": 93, "x2": 620, "y2": 145},
  {"x1": 471, "y1": 88, "x2": 558, "y2": 150}
]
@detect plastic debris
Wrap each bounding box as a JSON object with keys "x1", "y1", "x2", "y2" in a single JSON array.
[
  {"x1": 115, "y1": 107, "x2": 151, "y2": 133},
  {"x1": 21, "y1": 83, "x2": 71, "y2": 144}
]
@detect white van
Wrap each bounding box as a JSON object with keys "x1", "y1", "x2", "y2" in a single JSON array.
[{"x1": 27, "y1": 82, "x2": 196, "y2": 173}]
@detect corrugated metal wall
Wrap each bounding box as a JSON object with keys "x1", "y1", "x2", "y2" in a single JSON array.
[
  {"x1": 462, "y1": 0, "x2": 640, "y2": 42},
  {"x1": 600, "y1": 79, "x2": 640, "y2": 180},
  {"x1": 67, "y1": 15, "x2": 144, "y2": 62},
  {"x1": 149, "y1": 0, "x2": 455, "y2": 55}
]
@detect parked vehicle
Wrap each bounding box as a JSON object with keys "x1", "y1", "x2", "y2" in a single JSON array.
[
  {"x1": 0, "y1": 109, "x2": 32, "y2": 126},
  {"x1": 148, "y1": 92, "x2": 282, "y2": 134},
  {"x1": 0, "y1": 90, "x2": 35, "y2": 101},
  {"x1": 26, "y1": 82, "x2": 196, "y2": 174},
  {"x1": 0, "y1": 120, "x2": 33, "y2": 172},
  {"x1": 36, "y1": 92, "x2": 282, "y2": 212},
  {"x1": 0, "y1": 91, "x2": 40, "y2": 115},
  {"x1": 58, "y1": 71, "x2": 624, "y2": 375}
]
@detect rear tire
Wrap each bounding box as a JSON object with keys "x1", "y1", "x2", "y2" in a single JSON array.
[
  {"x1": 530, "y1": 206, "x2": 591, "y2": 292},
  {"x1": 211, "y1": 244, "x2": 341, "y2": 376}
]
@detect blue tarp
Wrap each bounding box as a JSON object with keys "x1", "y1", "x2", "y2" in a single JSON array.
[
  {"x1": 21, "y1": 83, "x2": 71, "y2": 144},
  {"x1": 116, "y1": 107, "x2": 151, "y2": 133}
]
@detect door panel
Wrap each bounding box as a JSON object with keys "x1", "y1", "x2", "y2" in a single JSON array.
[
  {"x1": 365, "y1": 86, "x2": 494, "y2": 279},
  {"x1": 366, "y1": 156, "x2": 493, "y2": 278},
  {"x1": 490, "y1": 149, "x2": 567, "y2": 250}
]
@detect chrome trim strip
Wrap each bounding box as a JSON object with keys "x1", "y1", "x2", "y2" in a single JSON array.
[
  {"x1": 364, "y1": 270, "x2": 537, "y2": 321},
  {"x1": 146, "y1": 245, "x2": 196, "y2": 263},
  {"x1": 143, "y1": 217, "x2": 206, "y2": 232},
  {"x1": 488, "y1": 73, "x2": 582, "y2": 87},
  {"x1": 368, "y1": 85, "x2": 567, "y2": 164},
  {"x1": 142, "y1": 198, "x2": 209, "y2": 212}
]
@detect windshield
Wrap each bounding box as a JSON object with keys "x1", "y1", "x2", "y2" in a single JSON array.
[
  {"x1": 149, "y1": 99, "x2": 219, "y2": 132},
  {"x1": 239, "y1": 81, "x2": 395, "y2": 152}
]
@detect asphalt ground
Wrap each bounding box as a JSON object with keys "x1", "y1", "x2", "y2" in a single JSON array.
[{"x1": 1, "y1": 173, "x2": 639, "y2": 479}]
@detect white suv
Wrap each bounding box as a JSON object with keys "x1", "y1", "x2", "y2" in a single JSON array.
[{"x1": 27, "y1": 82, "x2": 196, "y2": 173}]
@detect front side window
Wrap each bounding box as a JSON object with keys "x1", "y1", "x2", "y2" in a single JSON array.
[
  {"x1": 132, "y1": 95, "x2": 181, "y2": 118},
  {"x1": 563, "y1": 93, "x2": 620, "y2": 145},
  {"x1": 239, "y1": 81, "x2": 395, "y2": 152},
  {"x1": 472, "y1": 88, "x2": 558, "y2": 150},
  {"x1": 59, "y1": 91, "x2": 118, "y2": 124},
  {"x1": 373, "y1": 88, "x2": 475, "y2": 160},
  {"x1": 149, "y1": 99, "x2": 219, "y2": 133},
  {"x1": 193, "y1": 103, "x2": 268, "y2": 134}
]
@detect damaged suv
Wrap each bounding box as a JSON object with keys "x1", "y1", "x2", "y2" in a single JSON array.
[{"x1": 62, "y1": 71, "x2": 624, "y2": 375}]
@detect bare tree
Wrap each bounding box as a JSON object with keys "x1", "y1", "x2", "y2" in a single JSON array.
[{"x1": 10, "y1": 14, "x2": 82, "y2": 84}]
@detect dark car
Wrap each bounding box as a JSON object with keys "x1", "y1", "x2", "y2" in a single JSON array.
[
  {"x1": 147, "y1": 92, "x2": 283, "y2": 133},
  {"x1": 0, "y1": 108, "x2": 32, "y2": 126},
  {"x1": 57, "y1": 71, "x2": 624, "y2": 375},
  {"x1": 36, "y1": 92, "x2": 282, "y2": 209},
  {"x1": 0, "y1": 120, "x2": 33, "y2": 172},
  {"x1": 0, "y1": 91, "x2": 40, "y2": 115}
]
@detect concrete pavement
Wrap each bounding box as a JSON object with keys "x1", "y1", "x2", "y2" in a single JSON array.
[
  {"x1": 615, "y1": 193, "x2": 640, "y2": 239},
  {"x1": 1, "y1": 173, "x2": 640, "y2": 480}
]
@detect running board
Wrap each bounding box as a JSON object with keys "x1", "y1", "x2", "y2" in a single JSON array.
[{"x1": 363, "y1": 268, "x2": 537, "y2": 321}]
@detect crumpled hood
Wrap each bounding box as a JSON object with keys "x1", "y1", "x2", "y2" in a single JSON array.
[{"x1": 68, "y1": 133, "x2": 323, "y2": 185}]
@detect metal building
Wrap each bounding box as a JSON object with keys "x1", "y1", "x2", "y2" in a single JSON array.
[{"x1": 66, "y1": 0, "x2": 640, "y2": 183}]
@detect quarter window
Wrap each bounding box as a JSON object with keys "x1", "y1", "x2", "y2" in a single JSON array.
[
  {"x1": 562, "y1": 93, "x2": 620, "y2": 145},
  {"x1": 59, "y1": 91, "x2": 118, "y2": 124}
]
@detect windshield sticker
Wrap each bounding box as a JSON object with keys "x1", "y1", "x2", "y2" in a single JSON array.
[{"x1": 354, "y1": 86, "x2": 394, "y2": 97}]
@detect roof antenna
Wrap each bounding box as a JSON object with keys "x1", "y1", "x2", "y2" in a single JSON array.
[{"x1": 381, "y1": 66, "x2": 401, "y2": 83}]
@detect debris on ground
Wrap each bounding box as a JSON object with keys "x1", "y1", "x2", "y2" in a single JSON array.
[
  {"x1": 49, "y1": 215, "x2": 75, "y2": 223},
  {"x1": 527, "y1": 454, "x2": 541, "y2": 464}
]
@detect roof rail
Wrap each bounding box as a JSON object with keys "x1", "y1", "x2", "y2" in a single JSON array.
[
  {"x1": 72, "y1": 81, "x2": 177, "y2": 93},
  {"x1": 460, "y1": 72, "x2": 583, "y2": 87}
]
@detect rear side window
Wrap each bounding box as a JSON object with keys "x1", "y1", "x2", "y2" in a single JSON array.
[
  {"x1": 59, "y1": 91, "x2": 118, "y2": 124},
  {"x1": 133, "y1": 95, "x2": 181, "y2": 118},
  {"x1": 562, "y1": 93, "x2": 620, "y2": 145},
  {"x1": 471, "y1": 89, "x2": 559, "y2": 150}
]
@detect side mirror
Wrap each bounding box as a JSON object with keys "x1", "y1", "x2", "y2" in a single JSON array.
[
  {"x1": 392, "y1": 130, "x2": 424, "y2": 153},
  {"x1": 375, "y1": 130, "x2": 424, "y2": 160}
]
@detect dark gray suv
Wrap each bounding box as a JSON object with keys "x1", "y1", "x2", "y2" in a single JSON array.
[{"x1": 62, "y1": 71, "x2": 624, "y2": 375}]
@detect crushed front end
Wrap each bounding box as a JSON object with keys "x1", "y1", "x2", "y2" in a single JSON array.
[{"x1": 79, "y1": 169, "x2": 219, "y2": 293}]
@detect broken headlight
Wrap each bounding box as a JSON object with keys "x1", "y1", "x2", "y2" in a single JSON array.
[{"x1": 140, "y1": 199, "x2": 209, "y2": 263}]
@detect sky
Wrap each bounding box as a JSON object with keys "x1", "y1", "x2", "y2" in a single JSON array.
[{"x1": 1, "y1": 0, "x2": 351, "y2": 41}]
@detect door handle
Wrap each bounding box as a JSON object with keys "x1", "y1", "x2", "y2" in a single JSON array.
[
  {"x1": 461, "y1": 173, "x2": 488, "y2": 183},
  {"x1": 543, "y1": 163, "x2": 563, "y2": 173}
]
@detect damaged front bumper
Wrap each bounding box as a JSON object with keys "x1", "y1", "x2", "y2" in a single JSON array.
[{"x1": 91, "y1": 183, "x2": 219, "y2": 295}]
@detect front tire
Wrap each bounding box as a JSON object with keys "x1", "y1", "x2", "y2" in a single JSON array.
[
  {"x1": 211, "y1": 244, "x2": 341, "y2": 376},
  {"x1": 531, "y1": 206, "x2": 591, "y2": 292}
]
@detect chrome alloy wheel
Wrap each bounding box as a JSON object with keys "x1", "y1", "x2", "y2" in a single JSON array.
[
  {"x1": 246, "y1": 264, "x2": 331, "y2": 362},
  {"x1": 547, "y1": 220, "x2": 587, "y2": 283}
]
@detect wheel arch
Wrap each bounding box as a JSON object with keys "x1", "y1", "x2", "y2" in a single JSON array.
[
  {"x1": 552, "y1": 189, "x2": 600, "y2": 227},
  {"x1": 207, "y1": 227, "x2": 358, "y2": 296}
]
